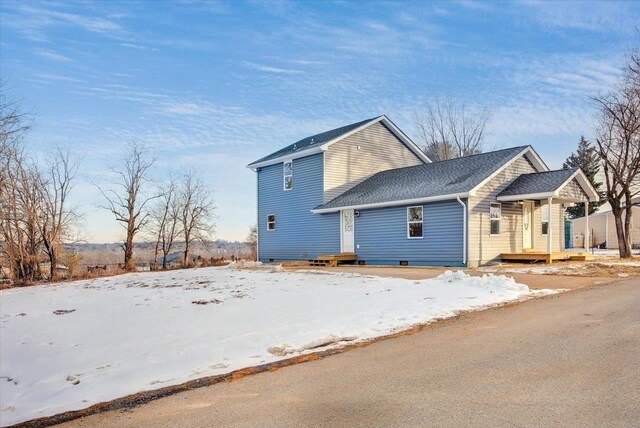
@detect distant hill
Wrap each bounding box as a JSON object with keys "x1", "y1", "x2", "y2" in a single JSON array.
[{"x1": 64, "y1": 240, "x2": 251, "y2": 265}]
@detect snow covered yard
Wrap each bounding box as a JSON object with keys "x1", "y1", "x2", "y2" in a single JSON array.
[{"x1": 1, "y1": 264, "x2": 551, "y2": 426}]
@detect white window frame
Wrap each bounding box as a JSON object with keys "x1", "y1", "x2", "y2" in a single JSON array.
[
  {"x1": 541, "y1": 203, "x2": 549, "y2": 235},
  {"x1": 283, "y1": 161, "x2": 293, "y2": 191},
  {"x1": 490, "y1": 202, "x2": 501, "y2": 236},
  {"x1": 267, "y1": 214, "x2": 276, "y2": 231},
  {"x1": 407, "y1": 206, "x2": 424, "y2": 239}
]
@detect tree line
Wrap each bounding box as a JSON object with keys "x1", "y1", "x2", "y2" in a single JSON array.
[{"x1": 0, "y1": 83, "x2": 216, "y2": 283}]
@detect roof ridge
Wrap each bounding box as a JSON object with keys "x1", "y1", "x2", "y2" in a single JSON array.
[
  {"x1": 363, "y1": 145, "x2": 528, "y2": 177},
  {"x1": 300, "y1": 116, "x2": 380, "y2": 144},
  {"x1": 428, "y1": 145, "x2": 530, "y2": 165},
  {"x1": 518, "y1": 167, "x2": 577, "y2": 176},
  {"x1": 248, "y1": 115, "x2": 382, "y2": 166}
]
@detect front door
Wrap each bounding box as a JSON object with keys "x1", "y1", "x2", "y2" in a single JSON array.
[
  {"x1": 522, "y1": 201, "x2": 534, "y2": 250},
  {"x1": 341, "y1": 209, "x2": 355, "y2": 253}
]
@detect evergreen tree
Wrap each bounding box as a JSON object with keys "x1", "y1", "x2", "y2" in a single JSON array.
[{"x1": 562, "y1": 136, "x2": 605, "y2": 218}]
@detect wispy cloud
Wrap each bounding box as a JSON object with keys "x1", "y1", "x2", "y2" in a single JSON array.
[
  {"x1": 243, "y1": 62, "x2": 303, "y2": 74},
  {"x1": 36, "y1": 73, "x2": 85, "y2": 83},
  {"x1": 3, "y1": 3, "x2": 124, "y2": 41},
  {"x1": 517, "y1": 1, "x2": 638, "y2": 34},
  {"x1": 33, "y1": 48, "x2": 73, "y2": 62}
]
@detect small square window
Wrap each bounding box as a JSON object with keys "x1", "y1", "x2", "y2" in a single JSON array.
[{"x1": 267, "y1": 214, "x2": 276, "y2": 231}]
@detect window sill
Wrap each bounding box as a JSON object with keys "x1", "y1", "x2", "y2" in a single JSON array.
[{"x1": 407, "y1": 237, "x2": 424, "y2": 240}]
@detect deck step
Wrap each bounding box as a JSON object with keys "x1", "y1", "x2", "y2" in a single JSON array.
[{"x1": 307, "y1": 253, "x2": 356, "y2": 268}]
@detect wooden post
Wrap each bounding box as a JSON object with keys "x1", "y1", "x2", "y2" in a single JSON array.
[
  {"x1": 605, "y1": 212, "x2": 609, "y2": 249},
  {"x1": 547, "y1": 197, "x2": 553, "y2": 257},
  {"x1": 584, "y1": 200, "x2": 590, "y2": 250}
]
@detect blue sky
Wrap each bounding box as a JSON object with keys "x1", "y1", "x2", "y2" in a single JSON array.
[{"x1": 1, "y1": 0, "x2": 638, "y2": 243}]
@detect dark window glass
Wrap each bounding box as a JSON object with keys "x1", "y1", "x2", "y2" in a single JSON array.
[{"x1": 409, "y1": 222, "x2": 423, "y2": 238}]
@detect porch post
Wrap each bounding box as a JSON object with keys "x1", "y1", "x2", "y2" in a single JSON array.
[
  {"x1": 584, "y1": 200, "x2": 590, "y2": 250},
  {"x1": 547, "y1": 197, "x2": 553, "y2": 254}
]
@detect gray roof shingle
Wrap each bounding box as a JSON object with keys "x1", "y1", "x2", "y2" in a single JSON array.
[
  {"x1": 497, "y1": 168, "x2": 577, "y2": 197},
  {"x1": 248, "y1": 116, "x2": 379, "y2": 166},
  {"x1": 315, "y1": 146, "x2": 530, "y2": 211}
]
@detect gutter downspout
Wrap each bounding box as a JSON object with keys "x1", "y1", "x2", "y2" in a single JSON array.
[
  {"x1": 256, "y1": 169, "x2": 260, "y2": 262},
  {"x1": 456, "y1": 197, "x2": 467, "y2": 266}
]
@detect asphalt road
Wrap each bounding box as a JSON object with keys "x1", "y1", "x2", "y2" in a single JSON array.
[{"x1": 63, "y1": 277, "x2": 640, "y2": 428}]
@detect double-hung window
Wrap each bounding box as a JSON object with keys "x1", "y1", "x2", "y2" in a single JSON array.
[
  {"x1": 490, "y1": 202, "x2": 501, "y2": 235},
  {"x1": 267, "y1": 214, "x2": 276, "y2": 231},
  {"x1": 407, "y1": 206, "x2": 423, "y2": 239},
  {"x1": 541, "y1": 204, "x2": 549, "y2": 235},
  {"x1": 283, "y1": 161, "x2": 293, "y2": 191}
]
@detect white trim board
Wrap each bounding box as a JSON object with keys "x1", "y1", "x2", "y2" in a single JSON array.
[{"x1": 311, "y1": 192, "x2": 470, "y2": 214}]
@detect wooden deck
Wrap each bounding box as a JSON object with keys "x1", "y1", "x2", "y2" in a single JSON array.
[
  {"x1": 500, "y1": 251, "x2": 594, "y2": 264},
  {"x1": 309, "y1": 253, "x2": 357, "y2": 267}
]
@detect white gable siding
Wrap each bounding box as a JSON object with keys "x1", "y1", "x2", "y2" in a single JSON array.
[
  {"x1": 467, "y1": 155, "x2": 539, "y2": 266},
  {"x1": 559, "y1": 178, "x2": 588, "y2": 201},
  {"x1": 323, "y1": 122, "x2": 424, "y2": 203}
]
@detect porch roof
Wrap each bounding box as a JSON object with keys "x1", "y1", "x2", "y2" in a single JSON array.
[{"x1": 497, "y1": 168, "x2": 599, "y2": 202}]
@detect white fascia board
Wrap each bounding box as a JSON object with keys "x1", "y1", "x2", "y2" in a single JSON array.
[
  {"x1": 377, "y1": 116, "x2": 432, "y2": 164},
  {"x1": 523, "y1": 146, "x2": 550, "y2": 172},
  {"x1": 563, "y1": 169, "x2": 600, "y2": 201},
  {"x1": 247, "y1": 146, "x2": 326, "y2": 170},
  {"x1": 311, "y1": 192, "x2": 469, "y2": 214},
  {"x1": 497, "y1": 192, "x2": 556, "y2": 202},
  {"x1": 468, "y1": 146, "x2": 550, "y2": 197}
]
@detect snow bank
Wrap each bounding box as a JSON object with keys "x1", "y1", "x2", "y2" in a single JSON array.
[{"x1": 0, "y1": 267, "x2": 550, "y2": 425}]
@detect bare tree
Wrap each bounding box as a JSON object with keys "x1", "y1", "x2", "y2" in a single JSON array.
[
  {"x1": 178, "y1": 170, "x2": 215, "y2": 266},
  {"x1": 415, "y1": 98, "x2": 492, "y2": 161},
  {"x1": 593, "y1": 47, "x2": 640, "y2": 259},
  {"x1": 0, "y1": 85, "x2": 42, "y2": 283},
  {"x1": 245, "y1": 224, "x2": 257, "y2": 261},
  {"x1": 149, "y1": 176, "x2": 181, "y2": 269},
  {"x1": 1, "y1": 148, "x2": 44, "y2": 282},
  {"x1": 97, "y1": 142, "x2": 157, "y2": 271},
  {"x1": 38, "y1": 148, "x2": 80, "y2": 280},
  {"x1": 0, "y1": 80, "x2": 30, "y2": 158}
]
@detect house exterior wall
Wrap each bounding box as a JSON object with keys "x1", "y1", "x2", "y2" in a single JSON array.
[
  {"x1": 467, "y1": 155, "x2": 538, "y2": 266},
  {"x1": 559, "y1": 178, "x2": 588, "y2": 201},
  {"x1": 531, "y1": 200, "x2": 565, "y2": 252},
  {"x1": 323, "y1": 121, "x2": 424, "y2": 203},
  {"x1": 257, "y1": 153, "x2": 340, "y2": 261},
  {"x1": 571, "y1": 207, "x2": 640, "y2": 248},
  {"x1": 353, "y1": 200, "x2": 465, "y2": 266}
]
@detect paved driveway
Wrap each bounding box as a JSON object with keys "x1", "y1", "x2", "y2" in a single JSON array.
[{"x1": 63, "y1": 278, "x2": 640, "y2": 428}]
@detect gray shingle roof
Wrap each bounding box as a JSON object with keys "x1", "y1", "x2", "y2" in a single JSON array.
[
  {"x1": 315, "y1": 146, "x2": 530, "y2": 211},
  {"x1": 248, "y1": 116, "x2": 379, "y2": 166},
  {"x1": 498, "y1": 168, "x2": 577, "y2": 197}
]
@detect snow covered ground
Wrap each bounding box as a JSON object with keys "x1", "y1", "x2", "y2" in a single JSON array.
[{"x1": 1, "y1": 264, "x2": 551, "y2": 426}]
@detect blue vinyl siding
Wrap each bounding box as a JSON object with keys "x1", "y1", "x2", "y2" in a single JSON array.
[
  {"x1": 258, "y1": 153, "x2": 340, "y2": 261},
  {"x1": 354, "y1": 200, "x2": 465, "y2": 266}
]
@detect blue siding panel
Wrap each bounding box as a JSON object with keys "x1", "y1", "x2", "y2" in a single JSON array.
[
  {"x1": 354, "y1": 200, "x2": 465, "y2": 266},
  {"x1": 258, "y1": 153, "x2": 340, "y2": 261}
]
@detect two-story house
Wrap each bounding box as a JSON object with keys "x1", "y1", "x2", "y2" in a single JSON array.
[{"x1": 248, "y1": 115, "x2": 599, "y2": 267}]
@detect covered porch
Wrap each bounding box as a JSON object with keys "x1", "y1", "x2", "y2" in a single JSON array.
[{"x1": 496, "y1": 168, "x2": 600, "y2": 264}]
